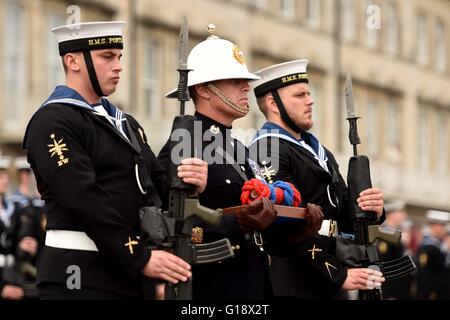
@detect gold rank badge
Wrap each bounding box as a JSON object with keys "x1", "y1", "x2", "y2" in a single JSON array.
[
  {"x1": 325, "y1": 261, "x2": 338, "y2": 279},
  {"x1": 124, "y1": 236, "x2": 139, "y2": 254},
  {"x1": 308, "y1": 244, "x2": 322, "y2": 260},
  {"x1": 48, "y1": 133, "x2": 69, "y2": 167}
]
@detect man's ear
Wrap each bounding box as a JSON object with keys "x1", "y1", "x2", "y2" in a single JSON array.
[
  {"x1": 266, "y1": 94, "x2": 280, "y2": 115},
  {"x1": 64, "y1": 53, "x2": 82, "y2": 72},
  {"x1": 194, "y1": 84, "x2": 210, "y2": 100}
]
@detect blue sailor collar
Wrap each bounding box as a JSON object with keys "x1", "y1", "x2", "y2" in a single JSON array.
[
  {"x1": 42, "y1": 86, "x2": 123, "y2": 121},
  {"x1": 23, "y1": 86, "x2": 128, "y2": 147},
  {"x1": 250, "y1": 121, "x2": 329, "y2": 173}
]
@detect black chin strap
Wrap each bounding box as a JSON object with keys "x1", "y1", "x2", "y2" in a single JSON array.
[
  {"x1": 83, "y1": 51, "x2": 105, "y2": 97},
  {"x1": 271, "y1": 90, "x2": 301, "y2": 133}
]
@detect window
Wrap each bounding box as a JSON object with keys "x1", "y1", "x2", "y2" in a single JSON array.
[
  {"x1": 417, "y1": 14, "x2": 428, "y2": 65},
  {"x1": 47, "y1": 13, "x2": 65, "y2": 91},
  {"x1": 306, "y1": 0, "x2": 321, "y2": 28},
  {"x1": 385, "y1": 1, "x2": 399, "y2": 56},
  {"x1": 435, "y1": 21, "x2": 447, "y2": 73},
  {"x1": 387, "y1": 100, "x2": 400, "y2": 147},
  {"x1": 386, "y1": 99, "x2": 401, "y2": 162},
  {"x1": 366, "y1": 0, "x2": 378, "y2": 49},
  {"x1": 366, "y1": 99, "x2": 379, "y2": 158},
  {"x1": 143, "y1": 37, "x2": 159, "y2": 117},
  {"x1": 436, "y1": 115, "x2": 448, "y2": 175},
  {"x1": 280, "y1": 0, "x2": 295, "y2": 20},
  {"x1": 4, "y1": 2, "x2": 26, "y2": 125},
  {"x1": 341, "y1": 0, "x2": 355, "y2": 41},
  {"x1": 418, "y1": 108, "x2": 429, "y2": 171}
]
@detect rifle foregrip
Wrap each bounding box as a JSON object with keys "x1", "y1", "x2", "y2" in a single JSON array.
[
  {"x1": 168, "y1": 115, "x2": 197, "y2": 192},
  {"x1": 347, "y1": 155, "x2": 376, "y2": 220}
]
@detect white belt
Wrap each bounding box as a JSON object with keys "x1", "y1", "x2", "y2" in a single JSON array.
[
  {"x1": 0, "y1": 254, "x2": 15, "y2": 268},
  {"x1": 45, "y1": 230, "x2": 99, "y2": 252},
  {"x1": 318, "y1": 219, "x2": 338, "y2": 237}
]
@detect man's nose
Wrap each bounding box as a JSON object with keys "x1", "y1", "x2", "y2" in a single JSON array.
[
  {"x1": 114, "y1": 59, "x2": 123, "y2": 72},
  {"x1": 307, "y1": 94, "x2": 314, "y2": 106},
  {"x1": 242, "y1": 81, "x2": 250, "y2": 92}
]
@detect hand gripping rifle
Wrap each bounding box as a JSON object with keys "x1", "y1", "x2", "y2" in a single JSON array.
[
  {"x1": 140, "y1": 17, "x2": 234, "y2": 300},
  {"x1": 344, "y1": 74, "x2": 416, "y2": 300}
]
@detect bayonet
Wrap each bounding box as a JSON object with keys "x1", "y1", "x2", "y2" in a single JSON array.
[
  {"x1": 177, "y1": 15, "x2": 191, "y2": 113},
  {"x1": 178, "y1": 16, "x2": 189, "y2": 71},
  {"x1": 345, "y1": 73, "x2": 361, "y2": 155},
  {"x1": 345, "y1": 73, "x2": 357, "y2": 119}
]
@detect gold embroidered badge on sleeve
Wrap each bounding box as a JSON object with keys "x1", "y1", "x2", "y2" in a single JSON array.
[
  {"x1": 419, "y1": 252, "x2": 428, "y2": 267},
  {"x1": 124, "y1": 236, "x2": 139, "y2": 254},
  {"x1": 47, "y1": 133, "x2": 69, "y2": 167},
  {"x1": 325, "y1": 261, "x2": 338, "y2": 278},
  {"x1": 308, "y1": 244, "x2": 323, "y2": 260}
]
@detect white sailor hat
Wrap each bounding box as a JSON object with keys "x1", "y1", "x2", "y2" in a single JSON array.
[
  {"x1": 0, "y1": 156, "x2": 12, "y2": 170},
  {"x1": 252, "y1": 59, "x2": 309, "y2": 98},
  {"x1": 52, "y1": 21, "x2": 126, "y2": 56},
  {"x1": 14, "y1": 156, "x2": 30, "y2": 171},
  {"x1": 166, "y1": 24, "x2": 259, "y2": 98},
  {"x1": 425, "y1": 210, "x2": 450, "y2": 224}
]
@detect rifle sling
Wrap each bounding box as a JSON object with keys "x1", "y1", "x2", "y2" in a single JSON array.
[{"x1": 125, "y1": 119, "x2": 162, "y2": 208}]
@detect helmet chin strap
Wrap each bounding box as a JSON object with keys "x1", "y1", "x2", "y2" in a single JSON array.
[
  {"x1": 83, "y1": 51, "x2": 105, "y2": 98},
  {"x1": 207, "y1": 83, "x2": 249, "y2": 115},
  {"x1": 271, "y1": 90, "x2": 301, "y2": 133}
]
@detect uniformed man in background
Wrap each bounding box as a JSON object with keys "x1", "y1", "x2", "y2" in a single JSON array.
[
  {"x1": 415, "y1": 210, "x2": 449, "y2": 300},
  {"x1": 10, "y1": 157, "x2": 44, "y2": 259},
  {"x1": 0, "y1": 156, "x2": 25, "y2": 300}
]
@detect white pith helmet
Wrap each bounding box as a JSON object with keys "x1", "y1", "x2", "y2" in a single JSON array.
[{"x1": 166, "y1": 24, "x2": 260, "y2": 98}]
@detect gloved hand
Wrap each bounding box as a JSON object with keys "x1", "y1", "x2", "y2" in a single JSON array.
[
  {"x1": 236, "y1": 197, "x2": 277, "y2": 233},
  {"x1": 304, "y1": 203, "x2": 324, "y2": 235},
  {"x1": 286, "y1": 203, "x2": 324, "y2": 244}
]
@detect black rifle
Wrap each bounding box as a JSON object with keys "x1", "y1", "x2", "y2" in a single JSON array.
[
  {"x1": 344, "y1": 74, "x2": 416, "y2": 300},
  {"x1": 140, "y1": 17, "x2": 234, "y2": 300}
]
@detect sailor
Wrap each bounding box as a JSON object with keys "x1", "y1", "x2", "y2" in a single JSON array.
[
  {"x1": 415, "y1": 210, "x2": 450, "y2": 300},
  {"x1": 250, "y1": 59, "x2": 385, "y2": 299},
  {"x1": 22, "y1": 21, "x2": 207, "y2": 299}
]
